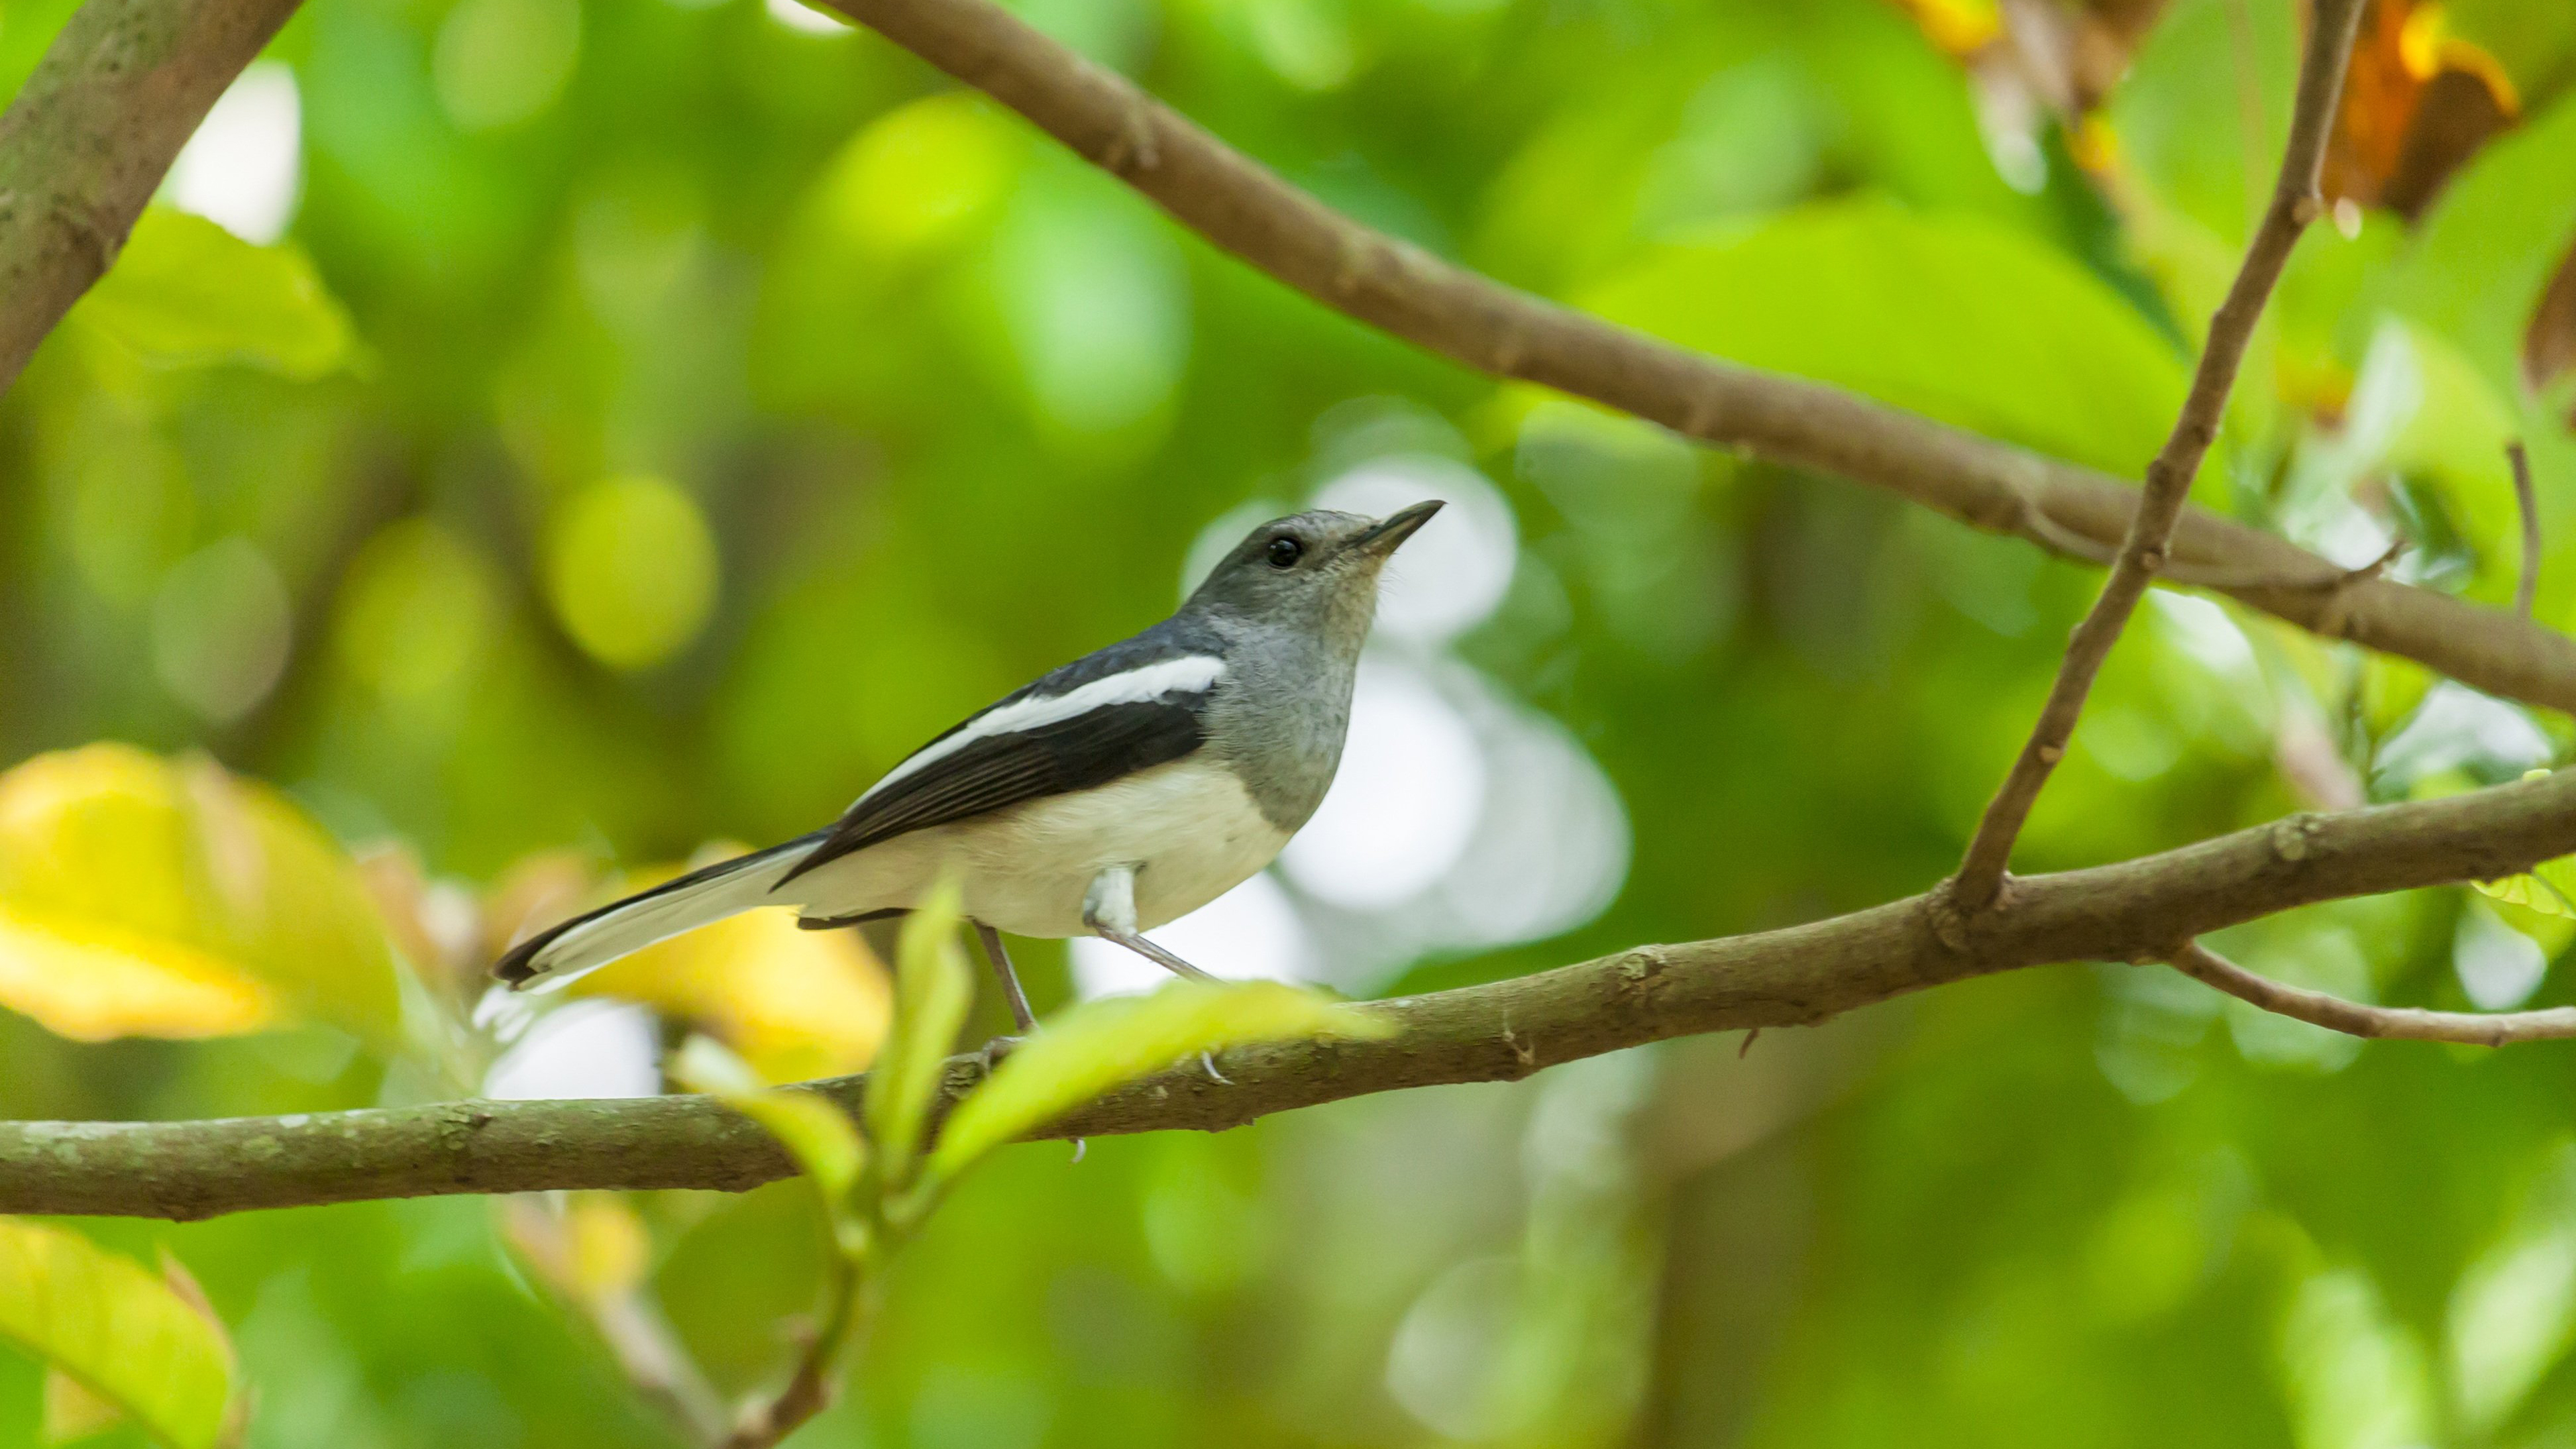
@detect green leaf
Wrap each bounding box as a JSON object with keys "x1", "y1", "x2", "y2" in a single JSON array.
[
  {"x1": 2475, "y1": 773, "x2": 2576, "y2": 920},
  {"x1": 73, "y1": 207, "x2": 358, "y2": 378},
  {"x1": 0, "y1": 1220, "x2": 234, "y2": 1449},
  {"x1": 1575, "y1": 197, "x2": 2190, "y2": 478},
  {"x1": 2477, "y1": 870, "x2": 2576, "y2": 921},
  {"x1": 925, "y1": 981, "x2": 1395, "y2": 1184},
  {"x1": 864, "y1": 877, "x2": 974, "y2": 1185},
  {"x1": 672, "y1": 1036, "x2": 867, "y2": 1208}
]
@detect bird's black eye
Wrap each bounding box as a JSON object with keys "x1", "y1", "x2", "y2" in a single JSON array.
[{"x1": 1266, "y1": 536, "x2": 1303, "y2": 570}]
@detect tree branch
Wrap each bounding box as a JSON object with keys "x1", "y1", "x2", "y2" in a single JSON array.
[
  {"x1": 0, "y1": 0, "x2": 2565, "y2": 712},
  {"x1": 1950, "y1": 0, "x2": 2367, "y2": 912},
  {"x1": 2170, "y1": 940, "x2": 2576, "y2": 1045},
  {"x1": 0, "y1": 0, "x2": 303, "y2": 393},
  {"x1": 11, "y1": 767, "x2": 2576, "y2": 1220},
  {"x1": 809, "y1": 0, "x2": 2576, "y2": 715}
]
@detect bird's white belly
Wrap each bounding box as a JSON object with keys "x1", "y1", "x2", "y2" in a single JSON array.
[{"x1": 786, "y1": 758, "x2": 1291, "y2": 938}]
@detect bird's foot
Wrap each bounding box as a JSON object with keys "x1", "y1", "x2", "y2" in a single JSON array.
[{"x1": 974, "y1": 1033, "x2": 1027, "y2": 1076}]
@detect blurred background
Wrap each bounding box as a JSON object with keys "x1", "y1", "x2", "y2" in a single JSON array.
[{"x1": 3, "y1": 0, "x2": 2576, "y2": 1441}]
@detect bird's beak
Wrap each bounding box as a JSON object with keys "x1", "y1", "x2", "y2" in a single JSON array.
[{"x1": 1347, "y1": 500, "x2": 1444, "y2": 557}]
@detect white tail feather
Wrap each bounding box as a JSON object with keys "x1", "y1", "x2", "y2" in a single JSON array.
[{"x1": 500, "y1": 839, "x2": 811, "y2": 991}]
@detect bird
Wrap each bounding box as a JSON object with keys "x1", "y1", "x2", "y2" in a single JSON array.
[{"x1": 492, "y1": 500, "x2": 1444, "y2": 1033}]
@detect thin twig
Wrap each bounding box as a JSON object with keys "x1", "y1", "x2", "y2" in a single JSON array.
[
  {"x1": 723, "y1": 1258, "x2": 871, "y2": 1448},
  {"x1": 785, "y1": 0, "x2": 2576, "y2": 716},
  {"x1": 1949, "y1": 0, "x2": 2368, "y2": 913},
  {"x1": 2511, "y1": 440, "x2": 2540, "y2": 618},
  {"x1": 2170, "y1": 941, "x2": 2576, "y2": 1045},
  {"x1": 13, "y1": 766, "x2": 2576, "y2": 1220}
]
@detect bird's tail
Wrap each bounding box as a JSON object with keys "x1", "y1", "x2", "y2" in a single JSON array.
[{"x1": 492, "y1": 833, "x2": 824, "y2": 991}]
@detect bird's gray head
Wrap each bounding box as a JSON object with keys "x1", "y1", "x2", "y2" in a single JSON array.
[{"x1": 1183, "y1": 502, "x2": 1442, "y2": 645}]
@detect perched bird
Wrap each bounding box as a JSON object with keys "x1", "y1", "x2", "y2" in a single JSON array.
[{"x1": 493, "y1": 501, "x2": 1443, "y2": 1029}]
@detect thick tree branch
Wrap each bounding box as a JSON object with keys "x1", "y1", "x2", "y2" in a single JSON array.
[
  {"x1": 0, "y1": 0, "x2": 301, "y2": 393},
  {"x1": 1950, "y1": 0, "x2": 2367, "y2": 912},
  {"x1": 811, "y1": 0, "x2": 2576, "y2": 714},
  {"x1": 2171, "y1": 940, "x2": 2576, "y2": 1044},
  {"x1": 10, "y1": 767, "x2": 2576, "y2": 1220}
]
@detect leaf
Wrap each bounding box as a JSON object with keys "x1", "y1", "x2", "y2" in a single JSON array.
[
  {"x1": 673, "y1": 1036, "x2": 867, "y2": 1208},
  {"x1": 0, "y1": 1220, "x2": 235, "y2": 1449},
  {"x1": 44, "y1": 1367, "x2": 124, "y2": 1444},
  {"x1": 73, "y1": 207, "x2": 358, "y2": 378},
  {"x1": 2475, "y1": 771, "x2": 2576, "y2": 918},
  {"x1": 0, "y1": 745, "x2": 400, "y2": 1047},
  {"x1": 568, "y1": 852, "x2": 891, "y2": 1083},
  {"x1": 2527, "y1": 239, "x2": 2576, "y2": 413},
  {"x1": 2322, "y1": 0, "x2": 2520, "y2": 219},
  {"x1": 1575, "y1": 197, "x2": 2190, "y2": 478},
  {"x1": 925, "y1": 981, "x2": 1395, "y2": 1184},
  {"x1": 863, "y1": 877, "x2": 973, "y2": 1185},
  {"x1": 2383, "y1": 91, "x2": 2576, "y2": 398}
]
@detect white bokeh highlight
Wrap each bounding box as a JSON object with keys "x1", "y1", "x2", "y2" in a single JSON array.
[
  {"x1": 1417, "y1": 667, "x2": 1629, "y2": 953},
  {"x1": 1070, "y1": 871, "x2": 1313, "y2": 998},
  {"x1": 2376, "y1": 683, "x2": 2555, "y2": 784},
  {"x1": 2457, "y1": 901, "x2": 2549, "y2": 1012},
  {"x1": 482, "y1": 999, "x2": 661, "y2": 1100},
  {"x1": 1313, "y1": 455, "x2": 1516, "y2": 644},
  {"x1": 166, "y1": 62, "x2": 302, "y2": 244}
]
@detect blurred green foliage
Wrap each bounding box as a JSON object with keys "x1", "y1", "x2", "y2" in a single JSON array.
[{"x1": 4, "y1": 0, "x2": 2576, "y2": 1442}]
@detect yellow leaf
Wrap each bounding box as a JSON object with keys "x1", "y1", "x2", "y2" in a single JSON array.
[
  {"x1": 0, "y1": 745, "x2": 399, "y2": 1046},
  {"x1": 0, "y1": 1220, "x2": 235, "y2": 1449},
  {"x1": 0, "y1": 902, "x2": 278, "y2": 1040},
  {"x1": 570, "y1": 850, "x2": 890, "y2": 1082}
]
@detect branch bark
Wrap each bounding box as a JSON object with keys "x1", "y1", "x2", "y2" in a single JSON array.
[
  {"x1": 1950, "y1": 0, "x2": 2367, "y2": 910},
  {"x1": 0, "y1": 0, "x2": 301, "y2": 393},
  {"x1": 2171, "y1": 940, "x2": 2576, "y2": 1044},
  {"x1": 11, "y1": 766, "x2": 2576, "y2": 1220},
  {"x1": 809, "y1": 0, "x2": 2576, "y2": 715}
]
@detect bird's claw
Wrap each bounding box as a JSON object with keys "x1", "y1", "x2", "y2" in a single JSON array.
[{"x1": 975, "y1": 1034, "x2": 1027, "y2": 1075}]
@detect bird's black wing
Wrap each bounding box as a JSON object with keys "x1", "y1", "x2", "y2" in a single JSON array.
[{"x1": 775, "y1": 620, "x2": 1226, "y2": 888}]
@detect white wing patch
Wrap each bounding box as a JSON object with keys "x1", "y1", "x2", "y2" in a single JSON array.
[{"x1": 853, "y1": 653, "x2": 1226, "y2": 809}]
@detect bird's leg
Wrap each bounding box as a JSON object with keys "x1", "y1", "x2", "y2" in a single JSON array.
[
  {"x1": 803, "y1": 909, "x2": 1033, "y2": 1065},
  {"x1": 1081, "y1": 864, "x2": 1216, "y2": 981},
  {"x1": 975, "y1": 922, "x2": 1038, "y2": 1035},
  {"x1": 1083, "y1": 866, "x2": 1230, "y2": 1085}
]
